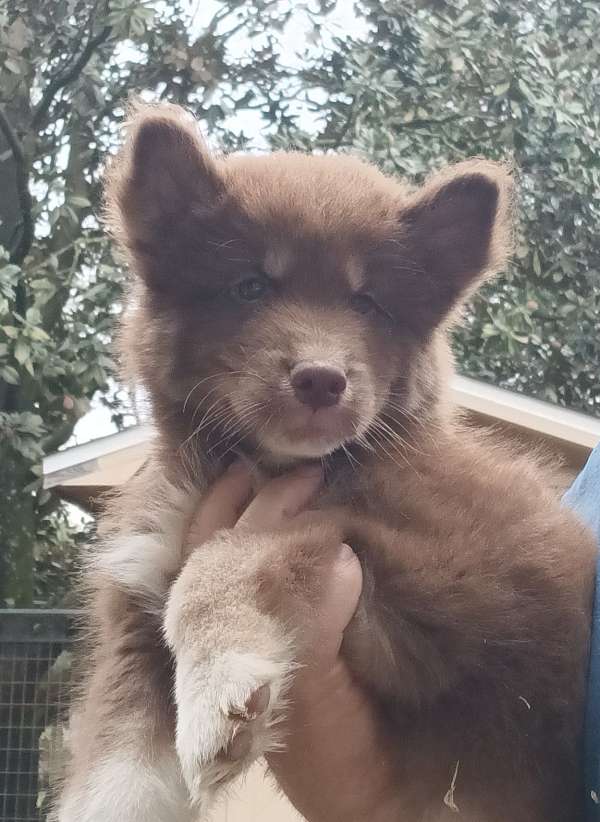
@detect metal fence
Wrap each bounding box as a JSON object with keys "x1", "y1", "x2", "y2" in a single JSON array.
[{"x1": 0, "y1": 610, "x2": 77, "y2": 822}]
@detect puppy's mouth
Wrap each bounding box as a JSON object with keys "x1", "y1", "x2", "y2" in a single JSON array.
[{"x1": 259, "y1": 402, "x2": 362, "y2": 460}]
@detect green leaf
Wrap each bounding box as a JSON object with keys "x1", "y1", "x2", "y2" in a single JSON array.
[
  {"x1": 1, "y1": 365, "x2": 19, "y2": 384},
  {"x1": 68, "y1": 195, "x2": 92, "y2": 209},
  {"x1": 455, "y1": 10, "x2": 476, "y2": 26},
  {"x1": 25, "y1": 307, "x2": 41, "y2": 325},
  {"x1": 517, "y1": 79, "x2": 534, "y2": 101},
  {"x1": 7, "y1": 17, "x2": 33, "y2": 52},
  {"x1": 14, "y1": 339, "x2": 30, "y2": 365},
  {"x1": 136, "y1": 6, "x2": 156, "y2": 21},
  {"x1": 494, "y1": 81, "x2": 511, "y2": 96},
  {"x1": 29, "y1": 326, "x2": 51, "y2": 342},
  {"x1": 3, "y1": 57, "x2": 22, "y2": 74},
  {"x1": 129, "y1": 15, "x2": 146, "y2": 37}
]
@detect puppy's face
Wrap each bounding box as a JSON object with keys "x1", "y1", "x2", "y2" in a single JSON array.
[{"x1": 108, "y1": 105, "x2": 512, "y2": 463}]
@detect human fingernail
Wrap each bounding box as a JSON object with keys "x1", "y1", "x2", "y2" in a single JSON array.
[
  {"x1": 337, "y1": 543, "x2": 356, "y2": 563},
  {"x1": 226, "y1": 459, "x2": 247, "y2": 476}
]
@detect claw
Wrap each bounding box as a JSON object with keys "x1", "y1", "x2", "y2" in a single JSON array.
[{"x1": 227, "y1": 683, "x2": 271, "y2": 720}]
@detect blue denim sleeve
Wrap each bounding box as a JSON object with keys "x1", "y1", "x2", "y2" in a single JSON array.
[{"x1": 563, "y1": 444, "x2": 600, "y2": 820}]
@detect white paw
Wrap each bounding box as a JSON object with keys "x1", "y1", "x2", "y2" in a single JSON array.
[
  {"x1": 58, "y1": 752, "x2": 194, "y2": 822},
  {"x1": 174, "y1": 650, "x2": 292, "y2": 810}
]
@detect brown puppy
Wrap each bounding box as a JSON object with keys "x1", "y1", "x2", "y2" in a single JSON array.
[{"x1": 57, "y1": 103, "x2": 596, "y2": 822}]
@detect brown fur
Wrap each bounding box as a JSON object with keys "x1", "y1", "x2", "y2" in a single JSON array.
[{"x1": 59, "y1": 102, "x2": 596, "y2": 822}]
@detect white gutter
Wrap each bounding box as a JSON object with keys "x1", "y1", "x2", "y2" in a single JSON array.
[
  {"x1": 43, "y1": 424, "x2": 155, "y2": 488},
  {"x1": 451, "y1": 375, "x2": 600, "y2": 451}
]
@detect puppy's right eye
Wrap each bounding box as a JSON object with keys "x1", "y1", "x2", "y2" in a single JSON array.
[{"x1": 233, "y1": 276, "x2": 270, "y2": 303}]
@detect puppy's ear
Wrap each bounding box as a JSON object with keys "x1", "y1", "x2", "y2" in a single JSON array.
[
  {"x1": 389, "y1": 161, "x2": 514, "y2": 333},
  {"x1": 104, "y1": 102, "x2": 224, "y2": 290}
]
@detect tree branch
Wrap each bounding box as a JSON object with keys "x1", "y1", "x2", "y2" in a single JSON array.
[
  {"x1": 393, "y1": 112, "x2": 464, "y2": 130},
  {"x1": 0, "y1": 106, "x2": 24, "y2": 164},
  {"x1": 0, "y1": 107, "x2": 33, "y2": 266},
  {"x1": 31, "y1": 24, "x2": 112, "y2": 130},
  {"x1": 205, "y1": 4, "x2": 235, "y2": 34}
]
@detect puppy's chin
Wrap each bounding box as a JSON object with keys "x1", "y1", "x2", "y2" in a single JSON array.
[
  {"x1": 255, "y1": 411, "x2": 369, "y2": 463},
  {"x1": 229, "y1": 394, "x2": 378, "y2": 464},
  {"x1": 258, "y1": 432, "x2": 348, "y2": 462}
]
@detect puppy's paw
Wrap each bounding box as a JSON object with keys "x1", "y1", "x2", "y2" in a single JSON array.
[{"x1": 174, "y1": 650, "x2": 291, "y2": 810}]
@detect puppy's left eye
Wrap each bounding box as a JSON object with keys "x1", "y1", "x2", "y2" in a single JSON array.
[
  {"x1": 233, "y1": 276, "x2": 270, "y2": 303},
  {"x1": 350, "y1": 293, "x2": 378, "y2": 315}
]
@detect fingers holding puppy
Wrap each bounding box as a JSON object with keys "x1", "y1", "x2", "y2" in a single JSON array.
[
  {"x1": 237, "y1": 464, "x2": 323, "y2": 531},
  {"x1": 185, "y1": 460, "x2": 324, "y2": 550},
  {"x1": 184, "y1": 461, "x2": 254, "y2": 551}
]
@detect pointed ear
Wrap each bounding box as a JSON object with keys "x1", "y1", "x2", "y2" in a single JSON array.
[
  {"x1": 104, "y1": 102, "x2": 224, "y2": 288},
  {"x1": 392, "y1": 160, "x2": 514, "y2": 332}
]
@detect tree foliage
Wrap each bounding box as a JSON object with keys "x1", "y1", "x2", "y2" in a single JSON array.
[
  {"x1": 279, "y1": 0, "x2": 600, "y2": 413},
  {"x1": 0, "y1": 0, "x2": 292, "y2": 604},
  {"x1": 1, "y1": 0, "x2": 598, "y2": 605}
]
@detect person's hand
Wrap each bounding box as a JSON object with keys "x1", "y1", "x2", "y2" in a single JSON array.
[
  {"x1": 265, "y1": 551, "x2": 404, "y2": 822},
  {"x1": 184, "y1": 461, "x2": 402, "y2": 822}
]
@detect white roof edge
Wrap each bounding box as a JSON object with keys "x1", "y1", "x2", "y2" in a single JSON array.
[
  {"x1": 451, "y1": 375, "x2": 600, "y2": 450},
  {"x1": 42, "y1": 379, "x2": 600, "y2": 482},
  {"x1": 43, "y1": 423, "x2": 155, "y2": 479}
]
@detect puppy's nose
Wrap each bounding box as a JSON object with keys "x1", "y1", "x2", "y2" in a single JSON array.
[{"x1": 291, "y1": 362, "x2": 347, "y2": 410}]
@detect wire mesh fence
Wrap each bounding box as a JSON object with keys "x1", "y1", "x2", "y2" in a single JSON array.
[{"x1": 0, "y1": 610, "x2": 77, "y2": 822}]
